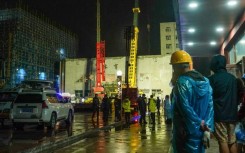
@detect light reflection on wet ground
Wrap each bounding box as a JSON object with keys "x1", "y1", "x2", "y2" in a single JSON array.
[
  {"x1": 54, "y1": 114, "x2": 172, "y2": 153},
  {"x1": 0, "y1": 112, "x2": 102, "y2": 153}
]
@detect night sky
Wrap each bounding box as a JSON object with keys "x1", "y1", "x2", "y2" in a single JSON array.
[{"x1": 1, "y1": 0, "x2": 175, "y2": 58}]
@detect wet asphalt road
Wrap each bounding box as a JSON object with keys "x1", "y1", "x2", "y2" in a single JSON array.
[
  {"x1": 0, "y1": 111, "x2": 98, "y2": 153},
  {"x1": 54, "y1": 114, "x2": 172, "y2": 153},
  {"x1": 0, "y1": 111, "x2": 220, "y2": 153}
]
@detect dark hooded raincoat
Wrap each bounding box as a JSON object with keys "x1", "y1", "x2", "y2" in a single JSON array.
[{"x1": 208, "y1": 55, "x2": 238, "y2": 122}]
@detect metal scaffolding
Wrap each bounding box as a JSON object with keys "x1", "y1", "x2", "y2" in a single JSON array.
[{"x1": 0, "y1": 7, "x2": 78, "y2": 88}]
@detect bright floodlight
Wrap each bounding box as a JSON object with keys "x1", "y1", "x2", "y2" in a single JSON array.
[
  {"x1": 188, "y1": 28, "x2": 195, "y2": 33},
  {"x1": 216, "y1": 27, "x2": 224, "y2": 32},
  {"x1": 187, "y1": 42, "x2": 194, "y2": 46},
  {"x1": 117, "y1": 70, "x2": 122, "y2": 76},
  {"x1": 227, "y1": 0, "x2": 237, "y2": 6},
  {"x1": 210, "y1": 41, "x2": 217, "y2": 46},
  {"x1": 188, "y1": 2, "x2": 198, "y2": 8}
]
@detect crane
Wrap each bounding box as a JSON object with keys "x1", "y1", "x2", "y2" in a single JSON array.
[
  {"x1": 122, "y1": 0, "x2": 140, "y2": 109},
  {"x1": 93, "y1": 0, "x2": 105, "y2": 97}
]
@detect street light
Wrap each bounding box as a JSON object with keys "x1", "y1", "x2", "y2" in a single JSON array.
[
  {"x1": 116, "y1": 70, "x2": 122, "y2": 97},
  {"x1": 116, "y1": 70, "x2": 123, "y2": 123}
]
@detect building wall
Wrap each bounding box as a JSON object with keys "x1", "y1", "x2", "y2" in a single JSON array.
[
  {"x1": 160, "y1": 22, "x2": 180, "y2": 55},
  {"x1": 64, "y1": 55, "x2": 173, "y2": 99},
  {"x1": 64, "y1": 58, "x2": 87, "y2": 95},
  {"x1": 0, "y1": 8, "x2": 78, "y2": 88}
]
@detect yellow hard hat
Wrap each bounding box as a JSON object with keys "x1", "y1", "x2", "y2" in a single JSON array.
[
  {"x1": 170, "y1": 50, "x2": 193, "y2": 69},
  {"x1": 170, "y1": 50, "x2": 193, "y2": 64}
]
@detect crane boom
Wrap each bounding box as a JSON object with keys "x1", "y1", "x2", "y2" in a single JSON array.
[
  {"x1": 94, "y1": 0, "x2": 105, "y2": 96},
  {"x1": 128, "y1": 0, "x2": 140, "y2": 88}
]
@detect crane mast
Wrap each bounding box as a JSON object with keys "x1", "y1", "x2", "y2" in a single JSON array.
[
  {"x1": 94, "y1": 0, "x2": 105, "y2": 95},
  {"x1": 128, "y1": 0, "x2": 140, "y2": 88}
]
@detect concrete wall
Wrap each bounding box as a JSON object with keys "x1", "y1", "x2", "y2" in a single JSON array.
[
  {"x1": 64, "y1": 58, "x2": 87, "y2": 95},
  {"x1": 64, "y1": 55, "x2": 173, "y2": 99}
]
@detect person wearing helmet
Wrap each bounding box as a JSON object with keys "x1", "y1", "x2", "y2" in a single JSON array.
[{"x1": 170, "y1": 50, "x2": 214, "y2": 153}]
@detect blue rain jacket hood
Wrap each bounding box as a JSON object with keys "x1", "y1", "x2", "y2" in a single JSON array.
[{"x1": 172, "y1": 70, "x2": 214, "y2": 153}]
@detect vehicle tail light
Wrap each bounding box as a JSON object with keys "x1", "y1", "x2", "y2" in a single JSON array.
[{"x1": 42, "y1": 101, "x2": 48, "y2": 109}]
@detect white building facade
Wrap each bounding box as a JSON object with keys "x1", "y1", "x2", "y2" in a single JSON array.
[
  {"x1": 160, "y1": 22, "x2": 180, "y2": 55},
  {"x1": 64, "y1": 55, "x2": 172, "y2": 99},
  {"x1": 63, "y1": 22, "x2": 181, "y2": 99}
]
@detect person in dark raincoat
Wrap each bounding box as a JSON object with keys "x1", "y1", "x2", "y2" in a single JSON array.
[
  {"x1": 138, "y1": 94, "x2": 147, "y2": 124},
  {"x1": 170, "y1": 50, "x2": 214, "y2": 153},
  {"x1": 101, "y1": 94, "x2": 110, "y2": 123},
  {"x1": 114, "y1": 95, "x2": 121, "y2": 122},
  {"x1": 156, "y1": 97, "x2": 161, "y2": 115},
  {"x1": 209, "y1": 54, "x2": 239, "y2": 153},
  {"x1": 92, "y1": 94, "x2": 100, "y2": 121}
]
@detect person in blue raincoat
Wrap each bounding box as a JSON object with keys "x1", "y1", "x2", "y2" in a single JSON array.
[{"x1": 170, "y1": 50, "x2": 214, "y2": 153}]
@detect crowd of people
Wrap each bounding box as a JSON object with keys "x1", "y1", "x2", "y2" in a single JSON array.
[{"x1": 91, "y1": 50, "x2": 245, "y2": 153}]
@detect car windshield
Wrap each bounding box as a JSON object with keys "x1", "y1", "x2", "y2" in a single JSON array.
[
  {"x1": 15, "y1": 94, "x2": 43, "y2": 103},
  {"x1": 0, "y1": 92, "x2": 18, "y2": 102}
]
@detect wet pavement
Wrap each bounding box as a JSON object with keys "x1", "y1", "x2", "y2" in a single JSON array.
[
  {"x1": 0, "y1": 111, "x2": 106, "y2": 153},
  {"x1": 54, "y1": 113, "x2": 172, "y2": 153},
  {"x1": 54, "y1": 112, "x2": 220, "y2": 153},
  {"x1": 0, "y1": 111, "x2": 220, "y2": 153}
]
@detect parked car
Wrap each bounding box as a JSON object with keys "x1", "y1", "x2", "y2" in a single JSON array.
[
  {"x1": 0, "y1": 90, "x2": 18, "y2": 126},
  {"x1": 12, "y1": 87, "x2": 74, "y2": 129}
]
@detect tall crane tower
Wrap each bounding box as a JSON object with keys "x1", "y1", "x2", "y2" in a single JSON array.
[
  {"x1": 122, "y1": 0, "x2": 140, "y2": 108},
  {"x1": 94, "y1": 0, "x2": 105, "y2": 96},
  {"x1": 128, "y1": 0, "x2": 140, "y2": 88}
]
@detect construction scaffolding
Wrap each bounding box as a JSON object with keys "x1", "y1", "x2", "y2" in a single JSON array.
[{"x1": 0, "y1": 7, "x2": 78, "y2": 88}]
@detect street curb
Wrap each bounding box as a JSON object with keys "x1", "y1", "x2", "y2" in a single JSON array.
[{"x1": 19, "y1": 122, "x2": 123, "y2": 153}]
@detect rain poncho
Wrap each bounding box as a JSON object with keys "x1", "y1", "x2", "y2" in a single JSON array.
[
  {"x1": 172, "y1": 70, "x2": 214, "y2": 153},
  {"x1": 164, "y1": 99, "x2": 172, "y2": 120}
]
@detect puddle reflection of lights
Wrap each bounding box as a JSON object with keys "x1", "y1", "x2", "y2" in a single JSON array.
[
  {"x1": 188, "y1": 2, "x2": 198, "y2": 8},
  {"x1": 210, "y1": 41, "x2": 217, "y2": 46},
  {"x1": 187, "y1": 42, "x2": 194, "y2": 46}
]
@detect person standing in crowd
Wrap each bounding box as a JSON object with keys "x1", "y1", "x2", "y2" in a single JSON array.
[
  {"x1": 156, "y1": 97, "x2": 161, "y2": 115},
  {"x1": 114, "y1": 95, "x2": 121, "y2": 122},
  {"x1": 108, "y1": 96, "x2": 113, "y2": 115},
  {"x1": 101, "y1": 94, "x2": 110, "y2": 124},
  {"x1": 209, "y1": 54, "x2": 238, "y2": 153},
  {"x1": 138, "y1": 94, "x2": 147, "y2": 124},
  {"x1": 123, "y1": 96, "x2": 131, "y2": 128},
  {"x1": 163, "y1": 95, "x2": 172, "y2": 124},
  {"x1": 148, "y1": 95, "x2": 156, "y2": 124},
  {"x1": 170, "y1": 50, "x2": 214, "y2": 153},
  {"x1": 92, "y1": 94, "x2": 100, "y2": 121}
]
